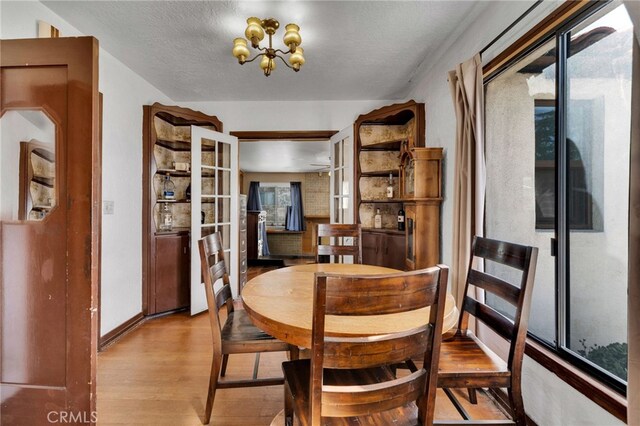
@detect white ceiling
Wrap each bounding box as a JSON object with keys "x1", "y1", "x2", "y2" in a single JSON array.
[
  {"x1": 239, "y1": 140, "x2": 330, "y2": 173},
  {"x1": 42, "y1": 1, "x2": 487, "y2": 101}
]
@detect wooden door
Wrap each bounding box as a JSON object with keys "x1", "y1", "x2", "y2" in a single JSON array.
[
  {"x1": 1, "y1": 38, "x2": 100, "y2": 424},
  {"x1": 362, "y1": 231, "x2": 382, "y2": 265},
  {"x1": 385, "y1": 233, "x2": 406, "y2": 271},
  {"x1": 155, "y1": 234, "x2": 190, "y2": 312}
]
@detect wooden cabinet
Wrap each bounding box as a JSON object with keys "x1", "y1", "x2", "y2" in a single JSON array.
[
  {"x1": 154, "y1": 234, "x2": 190, "y2": 313},
  {"x1": 302, "y1": 215, "x2": 330, "y2": 255},
  {"x1": 362, "y1": 230, "x2": 405, "y2": 270},
  {"x1": 142, "y1": 103, "x2": 222, "y2": 315},
  {"x1": 247, "y1": 211, "x2": 261, "y2": 260},
  {"x1": 354, "y1": 100, "x2": 442, "y2": 270}
]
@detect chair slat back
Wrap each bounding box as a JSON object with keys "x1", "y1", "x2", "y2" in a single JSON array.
[
  {"x1": 459, "y1": 236, "x2": 538, "y2": 372},
  {"x1": 315, "y1": 224, "x2": 362, "y2": 264},
  {"x1": 321, "y1": 370, "x2": 427, "y2": 418},
  {"x1": 324, "y1": 269, "x2": 440, "y2": 315},
  {"x1": 198, "y1": 232, "x2": 234, "y2": 341},
  {"x1": 309, "y1": 266, "x2": 448, "y2": 423}
]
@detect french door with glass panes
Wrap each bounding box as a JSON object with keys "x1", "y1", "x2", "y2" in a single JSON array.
[
  {"x1": 330, "y1": 126, "x2": 354, "y2": 224},
  {"x1": 190, "y1": 126, "x2": 238, "y2": 315}
]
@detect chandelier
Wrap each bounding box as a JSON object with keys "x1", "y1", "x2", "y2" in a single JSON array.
[{"x1": 232, "y1": 17, "x2": 305, "y2": 77}]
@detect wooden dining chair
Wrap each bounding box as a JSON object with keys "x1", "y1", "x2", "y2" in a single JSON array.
[
  {"x1": 315, "y1": 223, "x2": 362, "y2": 264},
  {"x1": 198, "y1": 232, "x2": 294, "y2": 425},
  {"x1": 282, "y1": 265, "x2": 449, "y2": 426},
  {"x1": 435, "y1": 236, "x2": 538, "y2": 426}
]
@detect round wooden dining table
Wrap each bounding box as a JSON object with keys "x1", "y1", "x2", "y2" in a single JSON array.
[{"x1": 242, "y1": 263, "x2": 459, "y2": 348}]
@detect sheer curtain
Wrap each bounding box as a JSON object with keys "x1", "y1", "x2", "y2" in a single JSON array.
[
  {"x1": 448, "y1": 53, "x2": 486, "y2": 306},
  {"x1": 285, "y1": 182, "x2": 305, "y2": 231},
  {"x1": 246, "y1": 181, "x2": 269, "y2": 256}
]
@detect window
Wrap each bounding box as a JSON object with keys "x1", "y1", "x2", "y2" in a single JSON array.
[
  {"x1": 258, "y1": 183, "x2": 290, "y2": 227},
  {"x1": 485, "y1": 3, "x2": 632, "y2": 392}
]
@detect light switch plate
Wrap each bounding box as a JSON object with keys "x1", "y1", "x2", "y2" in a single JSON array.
[{"x1": 103, "y1": 200, "x2": 114, "y2": 215}]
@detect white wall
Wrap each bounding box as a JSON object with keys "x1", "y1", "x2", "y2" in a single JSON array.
[
  {"x1": 404, "y1": 0, "x2": 624, "y2": 424},
  {"x1": 181, "y1": 100, "x2": 391, "y2": 132},
  {"x1": 1, "y1": 1, "x2": 173, "y2": 336}
]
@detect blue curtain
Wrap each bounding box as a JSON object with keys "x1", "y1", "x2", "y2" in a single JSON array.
[
  {"x1": 246, "y1": 181, "x2": 270, "y2": 256},
  {"x1": 285, "y1": 182, "x2": 305, "y2": 231},
  {"x1": 247, "y1": 181, "x2": 262, "y2": 210}
]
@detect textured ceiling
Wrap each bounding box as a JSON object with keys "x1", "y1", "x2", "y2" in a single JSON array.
[
  {"x1": 239, "y1": 140, "x2": 330, "y2": 173},
  {"x1": 42, "y1": 1, "x2": 487, "y2": 101}
]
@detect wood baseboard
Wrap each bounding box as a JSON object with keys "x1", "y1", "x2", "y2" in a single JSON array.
[{"x1": 99, "y1": 312, "x2": 145, "y2": 351}]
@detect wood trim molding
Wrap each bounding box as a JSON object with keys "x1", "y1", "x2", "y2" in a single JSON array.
[
  {"x1": 482, "y1": 0, "x2": 593, "y2": 79},
  {"x1": 525, "y1": 339, "x2": 627, "y2": 423},
  {"x1": 230, "y1": 130, "x2": 337, "y2": 141},
  {"x1": 99, "y1": 312, "x2": 145, "y2": 351}
]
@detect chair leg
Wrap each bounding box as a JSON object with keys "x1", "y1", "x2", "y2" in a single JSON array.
[
  {"x1": 468, "y1": 388, "x2": 478, "y2": 404},
  {"x1": 289, "y1": 345, "x2": 300, "y2": 361},
  {"x1": 220, "y1": 354, "x2": 229, "y2": 377},
  {"x1": 284, "y1": 381, "x2": 294, "y2": 426},
  {"x1": 508, "y1": 384, "x2": 527, "y2": 426},
  {"x1": 203, "y1": 354, "x2": 222, "y2": 425}
]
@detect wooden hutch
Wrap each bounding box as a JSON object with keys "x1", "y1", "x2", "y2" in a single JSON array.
[
  {"x1": 354, "y1": 100, "x2": 443, "y2": 270},
  {"x1": 142, "y1": 103, "x2": 223, "y2": 315}
]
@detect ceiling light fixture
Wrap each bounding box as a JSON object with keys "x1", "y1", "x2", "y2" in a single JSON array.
[{"x1": 232, "y1": 17, "x2": 305, "y2": 77}]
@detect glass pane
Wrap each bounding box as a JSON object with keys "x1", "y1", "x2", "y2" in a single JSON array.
[
  {"x1": 217, "y1": 170, "x2": 231, "y2": 196},
  {"x1": 202, "y1": 138, "x2": 215, "y2": 167},
  {"x1": 333, "y1": 197, "x2": 340, "y2": 222},
  {"x1": 201, "y1": 203, "x2": 213, "y2": 225},
  {"x1": 340, "y1": 139, "x2": 345, "y2": 167},
  {"x1": 217, "y1": 141, "x2": 230, "y2": 168},
  {"x1": 1, "y1": 110, "x2": 56, "y2": 222},
  {"x1": 334, "y1": 168, "x2": 341, "y2": 196},
  {"x1": 217, "y1": 196, "x2": 231, "y2": 223},
  {"x1": 565, "y1": 5, "x2": 632, "y2": 382},
  {"x1": 219, "y1": 225, "x2": 231, "y2": 251},
  {"x1": 485, "y1": 37, "x2": 557, "y2": 344},
  {"x1": 334, "y1": 140, "x2": 340, "y2": 169}
]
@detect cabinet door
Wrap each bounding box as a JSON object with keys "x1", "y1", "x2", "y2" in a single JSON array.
[
  {"x1": 362, "y1": 231, "x2": 381, "y2": 265},
  {"x1": 384, "y1": 234, "x2": 406, "y2": 271},
  {"x1": 155, "y1": 234, "x2": 190, "y2": 313},
  {"x1": 405, "y1": 205, "x2": 417, "y2": 270}
]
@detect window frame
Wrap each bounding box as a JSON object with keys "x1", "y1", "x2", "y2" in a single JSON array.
[
  {"x1": 482, "y1": 0, "x2": 629, "y2": 420},
  {"x1": 258, "y1": 182, "x2": 291, "y2": 227}
]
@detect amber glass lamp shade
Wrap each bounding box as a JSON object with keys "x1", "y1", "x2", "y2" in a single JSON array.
[
  {"x1": 283, "y1": 23, "x2": 301, "y2": 51},
  {"x1": 289, "y1": 47, "x2": 305, "y2": 71},
  {"x1": 245, "y1": 17, "x2": 265, "y2": 46},
  {"x1": 232, "y1": 38, "x2": 250, "y2": 63},
  {"x1": 260, "y1": 55, "x2": 276, "y2": 76}
]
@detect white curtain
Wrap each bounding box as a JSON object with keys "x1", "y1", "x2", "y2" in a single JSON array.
[{"x1": 448, "y1": 54, "x2": 486, "y2": 306}]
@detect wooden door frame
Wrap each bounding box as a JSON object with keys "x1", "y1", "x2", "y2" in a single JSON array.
[{"x1": 1, "y1": 37, "x2": 100, "y2": 423}]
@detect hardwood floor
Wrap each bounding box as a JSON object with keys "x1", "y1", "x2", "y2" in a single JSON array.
[{"x1": 97, "y1": 267, "x2": 508, "y2": 425}]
